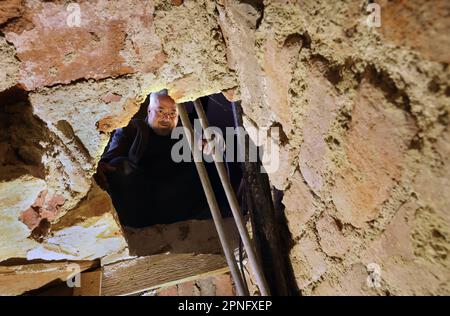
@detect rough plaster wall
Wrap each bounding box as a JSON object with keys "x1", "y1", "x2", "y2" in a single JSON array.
[
  {"x1": 0, "y1": 0, "x2": 236, "y2": 263},
  {"x1": 218, "y1": 0, "x2": 449, "y2": 295},
  {"x1": 0, "y1": 0, "x2": 449, "y2": 296}
]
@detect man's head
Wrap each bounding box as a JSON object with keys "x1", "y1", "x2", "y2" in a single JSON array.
[{"x1": 147, "y1": 89, "x2": 178, "y2": 136}]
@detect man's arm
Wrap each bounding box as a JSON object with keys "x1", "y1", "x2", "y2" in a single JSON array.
[
  {"x1": 95, "y1": 124, "x2": 135, "y2": 190},
  {"x1": 101, "y1": 127, "x2": 131, "y2": 163}
]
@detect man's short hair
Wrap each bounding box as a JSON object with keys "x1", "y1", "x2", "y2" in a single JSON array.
[{"x1": 149, "y1": 89, "x2": 171, "y2": 109}]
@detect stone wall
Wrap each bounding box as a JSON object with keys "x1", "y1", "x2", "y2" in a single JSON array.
[
  {"x1": 0, "y1": 0, "x2": 236, "y2": 263},
  {"x1": 217, "y1": 0, "x2": 449, "y2": 295},
  {"x1": 0, "y1": 0, "x2": 448, "y2": 295}
]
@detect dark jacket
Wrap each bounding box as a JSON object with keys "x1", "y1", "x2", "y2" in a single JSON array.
[{"x1": 101, "y1": 119, "x2": 150, "y2": 165}]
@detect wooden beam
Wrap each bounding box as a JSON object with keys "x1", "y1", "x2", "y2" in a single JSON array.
[
  {"x1": 0, "y1": 260, "x2": 98, "y2": 296},
  {"x1": 101, "y1": 253, "x2": 229, "y2": 296}
]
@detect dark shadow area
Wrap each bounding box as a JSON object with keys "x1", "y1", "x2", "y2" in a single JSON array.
[{"x1": 0, "y1": 86, "x2": 47, "y2": 182}]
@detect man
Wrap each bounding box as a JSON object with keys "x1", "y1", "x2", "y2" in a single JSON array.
[{"x1": 94, "y1": 89, "x2": 225, "y2": 228}]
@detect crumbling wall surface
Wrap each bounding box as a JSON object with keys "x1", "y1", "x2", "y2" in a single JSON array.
[
  {"x1": 0, "y1": 0, "x2": 236, "y2": 263},
  {"x1": 0, "y1": 0, "x2": 448, "y2": 296},
  {"x1": 218, "y1": 0, "x2": 449, "y2": 295}
]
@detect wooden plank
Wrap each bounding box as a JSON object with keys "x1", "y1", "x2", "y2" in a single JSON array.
[
  {"x1": 73, "y1": 269, "x2": 103, "y2": 296},
  {"x1": 0, "y1": 260, "x2": 98, "y2": 296},
  {"x1": 36, "y1": 283, "x2": 75, "y2": 296},
  {"x1": 101, "y1": 253, "x2": 229, "y2": 296}
]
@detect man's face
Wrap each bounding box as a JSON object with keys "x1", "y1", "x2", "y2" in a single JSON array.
[{"x1": 147, "y1": 95, "x2": 179, "y2": 136}]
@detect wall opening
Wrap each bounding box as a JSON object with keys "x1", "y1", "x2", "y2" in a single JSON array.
[{"x1": 95, "y1": 92, "x2": 246, "y2": 257}]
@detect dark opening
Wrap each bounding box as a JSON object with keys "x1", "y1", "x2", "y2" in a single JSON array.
[{"x1": 96, "y1": 92, "x2": 243, "y2": 229}]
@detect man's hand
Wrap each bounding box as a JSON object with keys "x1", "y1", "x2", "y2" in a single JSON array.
[
  {"x1": 197, "y1": 133, "x2": 225, "y2": 156},
  {"x1": 94, "y1": 161, "x2": 116, "y2": 190}
]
